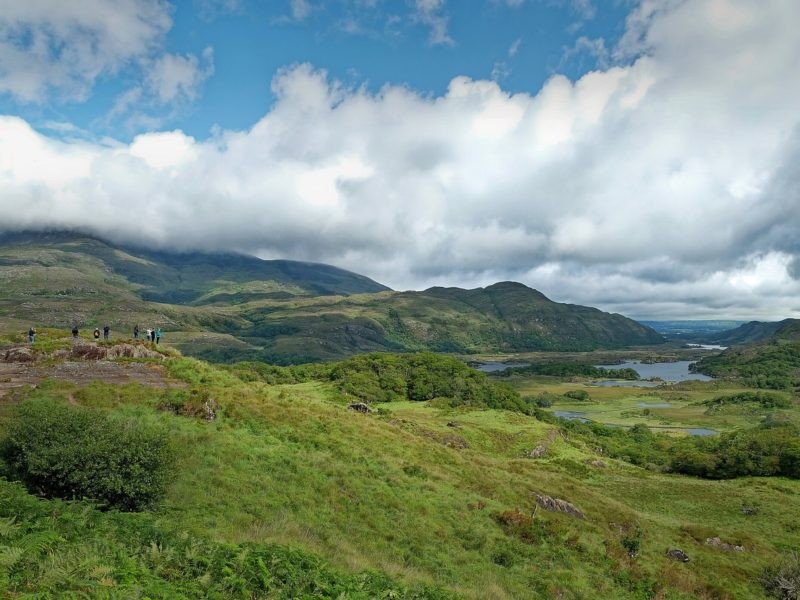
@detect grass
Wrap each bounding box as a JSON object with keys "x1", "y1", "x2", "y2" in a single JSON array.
[
  {"x1": 505, "y1": 376, "x2": 799, "y2": 434},
  {"x1": 2, "y1": 351, "x2": 799, "y2": 598}
]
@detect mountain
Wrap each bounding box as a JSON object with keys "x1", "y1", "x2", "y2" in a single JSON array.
[
  {"x1": 195, "y1": 281, "x2": 664, "y2": 363},
  {"x1": 710, "y1": 318, "x2": 800, "y2": 345},
  {"x1": 0, "y1": 231, "x2": 663, "y2": 363},
  {"x1": 0, "y1": 231, "x2": 389, "y2": 304},
  {"x1": 692, "y1": 319, "x2": 800, "y2": 389}
]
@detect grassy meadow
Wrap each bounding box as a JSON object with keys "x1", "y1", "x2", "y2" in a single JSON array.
[{"x1": 1, "y1": 333, "x2": 799, "y2": 598}]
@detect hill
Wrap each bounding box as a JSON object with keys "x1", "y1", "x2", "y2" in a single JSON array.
[
  {"x1": 692, "y1": 319, "x2": 800, "y2": 389},
  {"x1": 0, "y1": 230, "x2": 389, "y2": 304},
  {"x1": 0, "y1": 337, "x2": 797, "y2": 598},
  {"x1": 0, "y1": 231, "x2": 663, "y2": 364},
  {"x1": 709, "y1": 318, "x2": 800, "y2": 345}
]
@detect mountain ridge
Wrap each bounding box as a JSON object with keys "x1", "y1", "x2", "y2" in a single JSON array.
[{"x1": 0, "y1": 230, "x2": 664, "y2": 363}]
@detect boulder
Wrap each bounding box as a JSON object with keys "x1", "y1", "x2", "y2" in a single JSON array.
[
  {"x1": 666, "y1": 548, "x2": 690, "y2": 562},
  {"x1": 706, "y1": 537, "x2": 744, "y2": 552},
  {"x1": 586, "y1": 459, "x2": 606, "y2": 468},
  {"x1": 446, "y1": 421, "x2": 460, "y2": 428},
  {"x1": 534, "y1": 494, "x2": 585, "y2": 519},
  {"x1": 348, "y1": 402, "x2": 372, "y2": 413}
]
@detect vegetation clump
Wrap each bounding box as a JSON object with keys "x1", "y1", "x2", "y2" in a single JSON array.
[
  {"x1": 1, "y1": 399, "x2": 173, "y2": 511},
  {"x1": 500, "y1": 362, "x2": 640, "y2": 380},
  {"x1": 703, "y1": 391, "x2": 792, "y2": 413},
  {"x1": 329, "y1": 352, "x2": 527, "y2": 411}
]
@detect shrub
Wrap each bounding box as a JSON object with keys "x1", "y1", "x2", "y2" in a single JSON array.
[
  {"x1": 761, "y1": 552, "x2": 800, "y2": 599},
  {"x1": 1, "y1": 399, "x2": 173, "y2": 511},
  {"x1": 564, "y1": 389, "x2": 590, "y2": 401}
]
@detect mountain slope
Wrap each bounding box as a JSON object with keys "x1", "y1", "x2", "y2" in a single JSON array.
[
  {"x1": 0, "y1": 231, "x2": 663, "y2": 363},
  {"x1": 0, "y1": 231, "x2": 389, "y2": 305},
  {"x1": 198, "y1": 281, "x2": 664, "y2": 363},
  {"x1": 710, "y1": 318, "x2": 800, "y2": 345}
]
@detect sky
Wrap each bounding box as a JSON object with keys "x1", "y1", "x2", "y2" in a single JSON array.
[{"x1": 0, "y1": 0, "x2": 799, "y2": 320}]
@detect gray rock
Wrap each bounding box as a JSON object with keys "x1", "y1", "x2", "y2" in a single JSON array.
[
  {"x1": 528, "y1": 445, "x2": 547, "y2": 458},
  {"x1": 706, "y1": 537, "x2": 744, "y2": 552},
  {"x1": 534, "y1": 493, "x2": 585, "y2": 519},
  {"x1": 348, "y1": 402, "x2": 371, "y2": 413},
  {"x1": 666, "y1": 548, "x2": 690, "y2": 562}
]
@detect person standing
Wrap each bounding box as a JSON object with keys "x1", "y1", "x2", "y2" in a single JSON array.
[
  {"x1": 134, "y1": 324, "x2": 139, "y2": 339},
  {"x1": 155, "y1": 328, "x2": 162, "y2": 345},
  {"x1": 28, "y1": 327, "x2": 36, "y2": 343},
  {"x1": 72, "y1": 326, "x2": 79, "y2": 339},
  {"x1": 146, "y1": 328, "x2": 152, "y2": 343},
  {"x1": 103, "y1": 325, "x2": 110, "y2": 341},
  {"x1": 93, "y1": 328, "x2": 100, "y2": 341}
]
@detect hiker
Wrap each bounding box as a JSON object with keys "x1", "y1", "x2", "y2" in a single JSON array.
[
  {"x1": 103, "y1": 325, "x2": 110, "y2": 341},
  {"x1": 28, "y1": 327, "x2": 36, "y2": 343},
  {"x1": 155, "y1": 327, "x2": 161, "y2": 345},
  {"x1": 134, "y1": 324, "x2": 139, "y2": 339},
  {"x1": 72, "y1": 326, "x2": 79, "y2": 339},
  {"x1": 146, "y1": 328, "x2": 152, "y2": 342},
  {"x1": 93, "y1": 328, "x2": 100, "y2": 341}
]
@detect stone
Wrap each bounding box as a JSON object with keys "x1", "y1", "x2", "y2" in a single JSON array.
[
  {"x1": 529, "y1": 445, "x2": 547, "y2": 458},
  {"x1": 666, "y1": 549, "x2": 690, "y2": 562},
  {"x1": 587, "y1": 459, "x2": 606, "y2": 468},
  {"x1": 534, "y1": 494, "x2": 585, "y2": 519},
  {"x1": 446, "y1": 421, "x2": 460, "y2": 428},
  {"x1": 348, "y1": 402, "x2": 371, "y2": 413},
  {"x1": 706, "y1": 537, "x2": 744, "y2": 552}
]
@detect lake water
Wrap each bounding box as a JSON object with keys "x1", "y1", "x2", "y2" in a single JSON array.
[
  {"x1": 686, "y1": 343, "x2": 727, "y2": 350},
  {"x1": 637, "y1": 402, "x2": 673, "y2": 408},
  {"x1": 594, "y1": 360, "x2": 712, "y2": 383}
]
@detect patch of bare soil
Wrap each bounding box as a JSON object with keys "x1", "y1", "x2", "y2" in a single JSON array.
[{"x1": 0, "y1": 360, "x2": 184, "y2": 401}]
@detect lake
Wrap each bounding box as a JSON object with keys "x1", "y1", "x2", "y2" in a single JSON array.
[{"x1": 594, "y1": 360, "x2": 712, "y2": 383}]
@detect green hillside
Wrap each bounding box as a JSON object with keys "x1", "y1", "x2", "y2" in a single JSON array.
[
  {"x1": 711, "y1": 319, "x2": 800, "y2": 346},
  {"x1": 692, "y1": 319, "x2": 800, "y2": 390},
  {"x1": 0, "y1": 232, "x2": 663, "y2": 364},
  {"x1": 0, "y1": 336, "x2": 798, "y2": 598}
]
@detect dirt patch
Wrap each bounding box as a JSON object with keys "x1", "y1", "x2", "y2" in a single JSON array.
[{"x1": 0, "y1": 360, "x2": 184, "y2": 399}]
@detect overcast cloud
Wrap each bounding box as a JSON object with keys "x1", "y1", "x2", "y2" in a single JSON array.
[{"x1": 1, "y1": 0, "x2": 799, "y2": 319}]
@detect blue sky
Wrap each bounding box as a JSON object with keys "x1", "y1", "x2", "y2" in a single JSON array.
[
  {"x1": 1, "y1": 0, "x2": 800, "y2": 319},
  {"x1": 0, "y1": 0, "x2": 630, "y2": 140}
]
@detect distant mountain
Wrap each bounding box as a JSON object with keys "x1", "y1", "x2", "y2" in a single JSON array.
[
  {"x1": 210, "y1": 281, "x2": 665, "y2": 363},
  {"x1": 692, "y1": 319, "x2": 800, "y2": 389},
  {"x1": 0, "y1": 231, "x2": 663, "y2": 363},
  {"x1": 710, "y1": 319, "x2": 800, "y2": 345},
  {"x1": 0, "y1": 231, "x2": 389, "y2": 304},
  {"x1": 640, "y1": 320, "x2": 745, "y2": 340}
]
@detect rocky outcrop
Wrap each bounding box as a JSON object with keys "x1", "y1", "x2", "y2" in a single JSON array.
[
  {"x1": 2, "y1": 347, "x2": 35, "y2": 362},
  {"x1": 528, "y1": 445, "x2": 547, "y2": 458},
  {"x1": 706, "y1": 537, "x2": 744, "y2": 552},
  {"x1": 68, "y1": 342, "x2": 164, "y2": 361},
  {"x1": 348, "y1": 402, "x2": 372, "y2": 413},
  {"x1": 666, "y1": 549, "x2": 690, "y2": 562},
  {"x1": 534, "y1": 494, "x2": 585, "y2": 519}
]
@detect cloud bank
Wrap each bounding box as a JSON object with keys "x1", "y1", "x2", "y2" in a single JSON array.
[{"x1": 1, "y1": 0, "x2": 800, "y2": 319}]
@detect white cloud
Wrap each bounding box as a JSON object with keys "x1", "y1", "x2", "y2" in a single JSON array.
[
  {"x1": 508, "y1": 37, "x2": 522, "y2": 57},
  {"x1": 147, "y1": 47, "x2": 215, "y2": 103},
  {"x1": 413, "y1": 0, "x2": 453, "y2": 46},
  {"x1": 0, "y1": 0, "x2": 172, "y2": 103},
  {"x1": 1, "y1": 0, "x2": 800, "y2": 319}
]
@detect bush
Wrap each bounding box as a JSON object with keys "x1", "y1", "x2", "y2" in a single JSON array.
[
  {"x1": 762, "y1": 552, "x2": 800, "y2": 599},
  {"x1": 1, "y1": 399, "x2": 173, "y2": 511},
  {"x1": 564, "y1": 389, "x2": 590, "y2": 401}
]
